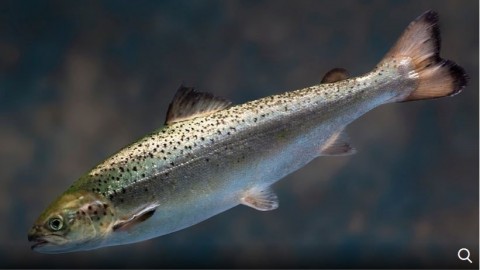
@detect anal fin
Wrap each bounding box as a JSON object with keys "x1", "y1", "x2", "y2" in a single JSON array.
[
  {"x1": 320, "y1": 130, "x2": 356, "y2": 156},
  {"x1": 241, "y1": 187, "x2": 279, "y2": 211}
]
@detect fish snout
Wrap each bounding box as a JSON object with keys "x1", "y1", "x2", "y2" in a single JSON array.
[
  {"x1": 28, "y1": 225, "x2": 52, "y2": 250},
  {"x1": 28, "y1": 225, "x2": 43, "y2": 241}
]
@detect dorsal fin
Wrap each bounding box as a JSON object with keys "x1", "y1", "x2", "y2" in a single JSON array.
[
  {"x1": 321, "y1": 68, "x2": 349, "y2": 83},
  {"x1": 165, "y1": 85, "x2": 232, "y2": 125}
]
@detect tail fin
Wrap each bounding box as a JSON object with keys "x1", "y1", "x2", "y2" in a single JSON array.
[{"x1": 380, "y1": 10, "x2": 468, "y2": 102}]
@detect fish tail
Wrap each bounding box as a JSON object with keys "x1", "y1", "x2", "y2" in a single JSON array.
[{"x1": 379, "y1": 10, "x2": 468, "y2": 102}]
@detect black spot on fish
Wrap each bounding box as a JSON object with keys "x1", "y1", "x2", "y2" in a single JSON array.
[
  {"x1": 94, "y1": 211, "x2": 97, "y2": 215},
  {"x1": 120, "y1": 167, "x2": 124, "y2": 172},
  {"x1": 122, "y1": 187, "x2": 126, "y2": 194},
  {"x1": 133, "y1": 166, "x2": 137, "y2": 171},
  {"x1": 142, "y1": 173, "x2": 145, "y2": 178},
  {"x1": 88, "y1": 206, "x2": 92, "y2": 210}
]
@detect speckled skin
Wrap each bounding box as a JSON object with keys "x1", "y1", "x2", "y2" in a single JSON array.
[{"x1": 53, "y1": 58, "x2": 416, "y2": 250}]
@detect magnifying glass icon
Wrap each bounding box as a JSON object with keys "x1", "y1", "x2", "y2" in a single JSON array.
[{"x1": 458, "y1": 248, "x2": 472, "y2": 263}]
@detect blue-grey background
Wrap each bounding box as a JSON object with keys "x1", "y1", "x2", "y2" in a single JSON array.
[{"x1": 0, "y1": 0, "x2": 477, "y2": 268}]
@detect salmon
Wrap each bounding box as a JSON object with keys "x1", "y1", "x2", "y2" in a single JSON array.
[{"x1": 28, "y1": 10, "x2": 468, "y2": 253}]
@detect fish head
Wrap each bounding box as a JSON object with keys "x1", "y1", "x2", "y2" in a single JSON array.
[{"x1": 28, "y1": 191, "x2": 116, "y2": 253}]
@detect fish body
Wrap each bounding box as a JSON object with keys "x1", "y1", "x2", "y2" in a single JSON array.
[{"x1": 28, "y1": 11, "x2": 468, "y2": 253}]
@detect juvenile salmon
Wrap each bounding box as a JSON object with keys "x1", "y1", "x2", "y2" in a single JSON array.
[{"x1": 28, "y1": 10, "x2": 468, "y2": 253}]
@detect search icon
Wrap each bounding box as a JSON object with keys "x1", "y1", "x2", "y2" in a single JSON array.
[{"x1": 458, "y1": 248, "x2": 472, "y2": 263}]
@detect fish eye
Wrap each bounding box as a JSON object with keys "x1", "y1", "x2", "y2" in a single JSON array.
[{"x1": 48, "y1": 216, "x2": 64, "y2": 231}]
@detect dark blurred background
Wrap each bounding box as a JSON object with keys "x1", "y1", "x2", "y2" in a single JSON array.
[{"x1": 0, "y1": 0, "x2": 477, "y2": 268}]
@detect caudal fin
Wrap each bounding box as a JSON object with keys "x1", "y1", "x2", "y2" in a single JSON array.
[{"x1": 380, "y1": 10, "x2": 468, "y2": 102}]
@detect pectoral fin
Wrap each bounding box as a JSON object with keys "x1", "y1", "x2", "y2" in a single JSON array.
[
  {"x1": 241, "y1": 187, "x2": 279, "y2": 211},
  {"x1": 112, "y1": 204, "x2": 158, "y2": 232},
  {"x1": 320, "y1": 130, "x2": 356, "y2": 156}
]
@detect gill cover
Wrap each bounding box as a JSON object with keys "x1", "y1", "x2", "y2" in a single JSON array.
[{"x1": 28, "y1": 192, "x2": 116, "y2": 253}]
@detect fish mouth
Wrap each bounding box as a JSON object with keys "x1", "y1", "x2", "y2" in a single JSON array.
[
  {"x1": 30, "y1": 239, "x2": 49, "y2": 250},
  {"x1": 29, "y1": 234, "x2": 65, "y2": 251}
]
